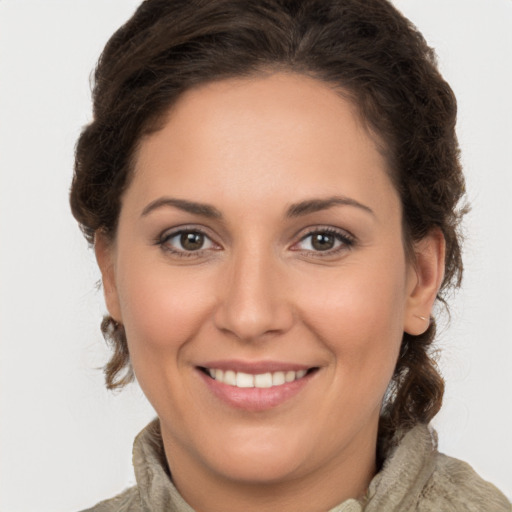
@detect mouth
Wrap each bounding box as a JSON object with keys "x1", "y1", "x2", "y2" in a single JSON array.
[
  {"x1": 199, "y1": 367, "x2": 316, "y2": 389},
  {"x1": 196, "y1": 363, "x2": 319, "y2": 411}
]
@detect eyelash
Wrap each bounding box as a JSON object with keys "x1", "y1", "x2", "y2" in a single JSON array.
[{"x1": 156, "y1": 226, "x2": 355, "y2": 258}]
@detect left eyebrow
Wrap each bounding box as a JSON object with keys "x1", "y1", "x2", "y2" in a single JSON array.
[
  {"x1": 286, "y1": 196, "x2": 375, "y2": 218},
  {"x1": 140, "y1": 197, "x2": 222, "y2": 219}
]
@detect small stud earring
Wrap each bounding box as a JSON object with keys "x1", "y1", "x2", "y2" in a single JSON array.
[{"x1": 414, "y1": 315, "x2": 428, "y2": 321}]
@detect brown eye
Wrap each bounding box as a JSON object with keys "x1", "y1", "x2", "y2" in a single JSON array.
[
  {"x1": 180, "y1": 232, "x2": 205, "y2": 251},
  {"x1": 160, "y1": 229, "x2": 217, "y2": 254},
  {"x1": 292, "y1": 229, "x2": 355, "y2": 255},
  {"x1": 311, "y1": 233, "x2": 335, "y2": 251}
]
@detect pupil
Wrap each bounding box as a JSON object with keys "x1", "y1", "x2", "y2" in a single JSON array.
[
  {"x1": 312, "y1": 233, "x2": 335, "y2": 251},
  {"x1": 181, "y1": 232, "x2": 204, "y2": 251}
]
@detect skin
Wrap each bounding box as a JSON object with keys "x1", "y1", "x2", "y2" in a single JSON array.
[{"x1": 96, "y1": 72, "x2": 445, "y2": 512}]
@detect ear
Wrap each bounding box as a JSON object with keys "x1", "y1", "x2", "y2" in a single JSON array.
[
  {"x1": 94, "y1": 231, "x2": 122, "y2": 322},
  {"x1": 404, "y1": 228, "x2": 446, "y2": 335}
]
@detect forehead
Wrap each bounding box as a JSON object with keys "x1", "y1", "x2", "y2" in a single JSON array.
[{"x1": 128, "y1": 72, "x2": 398, "y2": 220}]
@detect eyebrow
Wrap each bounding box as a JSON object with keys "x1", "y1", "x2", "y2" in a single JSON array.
[
  {"x1": 286, "y1": 196, "x2": 375, "y2": 218},
  {"x1": 140, "y1": 194, "x2": 374, "y2": 219},
  {"x1": 141, "y1": 197, "x2": 222, "y2": 219}
]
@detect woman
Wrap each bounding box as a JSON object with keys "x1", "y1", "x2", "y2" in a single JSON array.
[{"x1": 70, "y1": 0, "x2": 510, "y2": 510}]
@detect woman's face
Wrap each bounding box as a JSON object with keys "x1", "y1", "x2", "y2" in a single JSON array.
[{"x1": 98, "y1": 73, "x2": 433, "y2": 495}]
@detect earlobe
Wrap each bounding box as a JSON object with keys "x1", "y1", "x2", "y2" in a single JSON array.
[
  {"x1": 94, "y1": 231, "x2": 122, "y2": 322},
  {"x1": 404, "y1": 229, "x2": 446, "y2": 335}
]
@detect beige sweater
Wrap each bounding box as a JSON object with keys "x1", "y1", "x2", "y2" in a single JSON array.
[{"x1": 81, "y1": 419, "x2": 510, "y2": 512}]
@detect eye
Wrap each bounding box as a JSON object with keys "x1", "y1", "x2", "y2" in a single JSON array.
[
  {"x1": 159, "y1": 228, "x2": 218, "y2": 255},
  {"x1": 292, "y1": 228, "x2": 354, "y2": 254}
]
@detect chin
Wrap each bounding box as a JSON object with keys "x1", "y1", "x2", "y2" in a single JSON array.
[
  {"x1": 207, "y1": 446, "x2": 308, "y2": 484},
  {"x1": 178, "y1": 418, "x2": 316, "y2": 485}
]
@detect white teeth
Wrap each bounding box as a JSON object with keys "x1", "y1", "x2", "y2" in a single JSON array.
[
  {"x1": 285, "y1": 370, "x2": 296, "y2": 383},
  {"x1": 272, "y1": 371, "x2": 286, "y2": 386},
  {"x1": 254, "y1": 372, "x2": 273, "y2": 388},
  {"x1": 206, "y1": 368, "x2": 310, "y2": 388},
  {"x1": 236, "y1": 372, "x2": 254, "y2": 388},
  {"x1": 224, "y1": 370, "x2": 236, "y2": 386}
]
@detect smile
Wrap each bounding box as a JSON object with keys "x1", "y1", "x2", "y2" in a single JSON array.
[
  {"x1": 205, "y1": 368, "x2": 308, "y2": 388},
  {"x1": 197, "y1": 362, "x2": 318, "y2": 411}
]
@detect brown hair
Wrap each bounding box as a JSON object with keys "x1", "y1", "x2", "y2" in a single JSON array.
[{"x1": 70, "y1": 0, "x2": 466, "y2": 436}]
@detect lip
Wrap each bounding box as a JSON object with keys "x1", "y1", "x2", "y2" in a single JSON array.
[
  {"x1": 199, "y1": 359, "x2": 311, "y2": 374},
  {"x1": 196, "y1": 360, "x2": 318, "y2": 412}
]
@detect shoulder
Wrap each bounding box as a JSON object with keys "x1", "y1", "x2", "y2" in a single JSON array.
[
  {"x1": 78, "y1": 485, "x2": 141, "y2": 512},
  {"x1": 367, "y1": 424, "x2": 510, "y2": 512},
  {"x1": 419, "y1": 451, "x2": 511, "y2": 511}
]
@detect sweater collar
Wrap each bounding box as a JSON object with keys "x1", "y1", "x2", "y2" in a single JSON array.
[{"x1": 133, "y1": 419, "x2": 195, "y2": 512}]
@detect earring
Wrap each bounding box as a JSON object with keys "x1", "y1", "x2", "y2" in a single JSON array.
[{"x1": 414, "y1": 314, "x2": 428, "y2": 321}]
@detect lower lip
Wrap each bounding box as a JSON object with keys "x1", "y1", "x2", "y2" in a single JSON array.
[{"x1": 198, "y1": 370, "x2": 315, "y2": 412}]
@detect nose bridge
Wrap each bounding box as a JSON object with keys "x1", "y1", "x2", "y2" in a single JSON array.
[{"x1": 214, "y1": 239, "x2": 293, "y2": 341}]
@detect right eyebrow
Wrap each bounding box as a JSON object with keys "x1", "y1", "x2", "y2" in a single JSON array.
[
  {"x1": 286, "y1": 195, "x2": 375, "y2": 218},
  {"x1": 140, "y1": 197, "x2": 222, "y2": 219}
]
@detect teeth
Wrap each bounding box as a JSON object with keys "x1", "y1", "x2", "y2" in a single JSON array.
[
  {"x1": 206, "y1": 368, "x2": 310, "y2": 388},
  {"x1": 285, "y1": 370, "x2": 296, "y2": 383},
  {"x1": 272, "y1": 371, "x2": 285, "y2": 386},
  {"x1": 224, "y1": 370, "x2": 236, "y2": 386},
  {"x1": 254, "y1": 372, "x2": 272, "y2": 388},
  {"x1": 236, "y1": 372, "x2": 254, "y2": 388}
]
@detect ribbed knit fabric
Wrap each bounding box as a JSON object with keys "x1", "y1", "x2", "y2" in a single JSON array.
[{"x1": 80, "y1": 419, "x2": 510, "y2": 512}]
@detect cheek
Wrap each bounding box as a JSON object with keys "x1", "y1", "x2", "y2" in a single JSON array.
[
  {"x1": 297, "y1": 258, "x2": 407, "y2": 390},
  {"x1": 115, "y1": 256, "x2": 213, "y2": 359}
]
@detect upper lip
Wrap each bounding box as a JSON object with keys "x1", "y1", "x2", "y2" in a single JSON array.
[{"x1": 198, "y1": 360, "x2": 314, "y2": 374}]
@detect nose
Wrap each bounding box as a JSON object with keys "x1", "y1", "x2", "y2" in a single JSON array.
[{"x1": 213, "y1": 246, "x2": 294, "y2": 342}]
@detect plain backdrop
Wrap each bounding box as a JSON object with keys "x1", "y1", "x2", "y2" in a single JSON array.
[{"x1": 0, "y1": 1, "x2": 511, "y2": 510}]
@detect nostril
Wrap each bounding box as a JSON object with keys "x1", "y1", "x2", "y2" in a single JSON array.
[{"x1": 213, "y1": 299, "x2": 295, "y2": 342}]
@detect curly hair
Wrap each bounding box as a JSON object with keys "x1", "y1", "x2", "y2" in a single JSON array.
[{"x1": 70, "y1": 0, "x2": 466, "y2": 437}]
